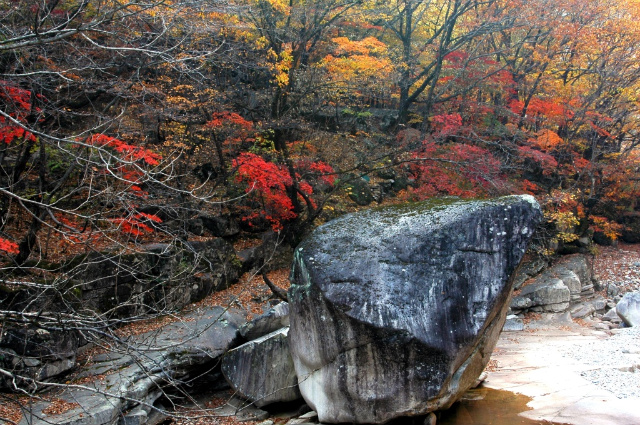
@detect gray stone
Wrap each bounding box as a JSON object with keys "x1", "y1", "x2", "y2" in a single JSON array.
[
  {"x1": 298, "y1": 411, "x2": 318, "y2": 420},
  {"x1": 424, "y1": 412, "x2": 437, "y2": 425},
  {"x1": 592, "y1": 296, "x2": 607, "y2": 311},
  {"x1": 121, "y1": 407, "x2": 148, "y2": 425},
  {"x1": 208, "y1": 393, "x2": 270, "y2": 422},
  {"x1": 555, "y1": 269, "x2": 581, "y2": 295},
  {"x1": 616, "y1": 292, "x2": 640, "y2": 327},
  {"x1": 556, "y1": 255, "x2": 592, "y2": 289},
  {"x1": 201, "y1": 214, "x2": 240, "y2": 237},
  {"x1": 577, "y1": 236, "x2": 591, "y2": 247},
  {"x1": 570, "y1": 302, "x2": 596, "y2": 319},
  {"x1": 0, "y1": 328, "x2": 78, "y2": 389},
  {"x1": 603, "y1": 308, "x2": 622, "y2": 323},
  {"x1": 222, "y1": 327, "x2": 301, "y2": 407},
  {"x1": 513, "y1": 254, "x2": 593, "y2": 314},
  {"x1": 239, "y1": 302, "x2": 290, "y2": 340},
  {"x1": 510, "y1": 296, "x2": 532, "y2": 310},
  {"x1": 503, "y1": 315, "x2": 524, "y2": 331},
  {"x1": 607, "y1": 283, "x2": 620, "y2": 298},
  {"x1": 515, "y1": 277, "x2": 570, "y2": 312},
  {"x1": 288, "y1": 195, "x2": 541, "y2": 424},
  {"x1": 512, "y1": 258, "x2": 547, "y2": 290}
]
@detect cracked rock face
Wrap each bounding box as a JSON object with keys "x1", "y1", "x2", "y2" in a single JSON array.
[
  {"x1": 222, "y1": 327, "x2": 301, "y2": 407},
  {"x1": 288, "y1": 195, "x2": 541, "y2": 424}
]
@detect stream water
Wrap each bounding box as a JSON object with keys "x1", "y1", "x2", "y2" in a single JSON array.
[{"x1": 436, "y1": 387, "x2": 570, "y2": 425}]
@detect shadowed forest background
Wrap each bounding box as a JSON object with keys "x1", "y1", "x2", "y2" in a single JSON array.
[{"x1": 2, "y1": 0, "x2": 640, "y2": 420}]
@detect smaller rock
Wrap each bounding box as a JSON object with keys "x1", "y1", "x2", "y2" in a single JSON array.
[
  {"x1": 510, "y1": 296, "x2": 532, "y2": 311},
  {"x1": 607, "y1": 283, "x2": 620, "y2": 298},
  {"x1": 593, "y1": 323, "x2": 610, "y2": 331},
  {"x1": 577, "y1": 237, "x2": 591, "y2": 247},
  {"x1": 122, "y1": 407, "x2": 148, "y2": 425},
  {"x1": 239, "y1": 302, "x2": 290, "y2": 340},
  {"x1": 222, "y1": 328, "x2": 301, "y2": 407},
  {"x1": 570, "y1": 302, "x2": 596, "y2": 319},
  {"x1": 186, "y1": 218, "x2": 205, "y2": 236},
  {"x1": 298, "y1": 411, "x2": 318, "y2": 420},
  {"x1": 473, "y1": 371, "x2": 488, "y2": 388},
  {"x1": 592, "y1": 296, "x2": 607, "y2": 311},
  {"x1": 503, "y1": 315, "x2": 524, "y2": 331},
  {"x1": 201, "y1": 215, "x2": 241, "y2": 237},
  {"x1": 616, "y1": 292, "x2": 640, "y2": 327},
  {"x1": 556, "y1": 268, "x2": 581, "y2": 294},
  {"x1": 517, "y1": 277, "x2": 570, "y2": 312},
  {"x1": 424, "y1": 412, "x2": 437, "y2": 425}
]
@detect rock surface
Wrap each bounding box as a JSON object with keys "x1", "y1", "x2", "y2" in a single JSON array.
[
  {"x1": 18, "y1": 307, "x2": 245, "y2": 425},
  {"x1": 511, "y1": 254, "x2": 593, "y2": 314},
  {"x1": 239, "y1": 302, "x2": 290, "y2": 340},
  {"x1": 0, "y1": 328, "x2": 78, "y2": 389},
  {"x1": 222, "y1": 327, "x2": 301, "y2": 407},
  {"x1": 616, "y1": 291, "x2": 640, "y2": 326},
  {"x1": 487, "y1": 316, "x2": 640, "y2": 425},
  {"x1": 288, "y1": 195, "x2": 541, "y2": 423},
  {"x1": 514, "y1": 277, "x2": 570, "y2": 312}
]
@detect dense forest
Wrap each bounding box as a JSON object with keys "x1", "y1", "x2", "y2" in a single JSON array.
[
  {"x1": 2, "y1": 0, "x2": 640, "y2": 261},
  {"x1": 2, "y1": 0, "x2": 640, "y2": 420}
]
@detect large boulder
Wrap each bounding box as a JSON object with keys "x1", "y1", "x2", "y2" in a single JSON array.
[
  {"x1": 288, "y1": 195, "x2": 541, "y2": 424},
  {"x1": 616, "y1": 292, "x2": 640, "y2": 327}
]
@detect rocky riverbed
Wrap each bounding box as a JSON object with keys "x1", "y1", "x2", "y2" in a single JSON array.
[
  {"x1": 4, "y1": 241, "x2": 640, "y2": 425},
  {"x1": 486, "y1": 319, "x2": 640, "y2": 425}
]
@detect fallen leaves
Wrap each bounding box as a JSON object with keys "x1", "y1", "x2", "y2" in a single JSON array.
[{"x1": 41, "y1": 398, "x2": 80, "y2": 416}]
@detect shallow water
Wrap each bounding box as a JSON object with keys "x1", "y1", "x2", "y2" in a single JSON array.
[{"x1": 436, "y1": 387, "x2": 570, "y2": 425}]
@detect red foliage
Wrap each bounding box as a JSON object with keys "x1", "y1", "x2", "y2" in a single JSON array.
[
  {"x1": 109, "y1": 213, "x2": 162, "y2": 237},
  {"x1": 443, "y1": 51, "x2": 469, "y2": 66},
  {"x1": 588, "y1": 120, "x2": 612, "y2": 138},
  {"x1": 0, "y1": 238, "x2": 19, "y2": 255},
  {"x1": 407, "y1": 141, "x2": 502, "y2": 199},
  {"x1": 432, "y1": 113, "x2": 463, "y2": 138},
  {"x1": 87, "y1": 134, "x2": 161, "y2": 166},
  {"x1": 233, "y1": 153, "x2": 296, "y2": 232},
  {"x1": 520, "y1": 179, "x2": 541, "y2": 194},
  {"x1": 233, "y1": 153, "x2": 335, "y2": 232},
  {"x1": 517, "y1": 145, "x2": 558, "y2": 174},
  {"x1": 509, "y1": 97, "x2": 573, "y2": 125},
  {"x1": 206, "y1": 112, "x2": 253, "y2": 130},
  {"x1": 297, "y1": 160, "x2": 337, "y2": 186},
  {"x1": 0, "y1": 80, "x2": 39, "y2": 144}
]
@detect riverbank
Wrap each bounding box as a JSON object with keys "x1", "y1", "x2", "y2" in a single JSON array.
[{"x1": 485, "y1": 318, "x2": 640, "y2": 425}]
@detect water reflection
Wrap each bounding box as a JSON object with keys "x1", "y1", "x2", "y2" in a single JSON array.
[{"x1": 436, "y1": 387, "x2": 569, "y2": 425}]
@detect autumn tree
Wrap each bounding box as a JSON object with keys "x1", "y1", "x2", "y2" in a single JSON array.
[
  {"x1": 360, "y1": 0, "x2": 515, "y2": 123},
  {"x1": 0, "y1": 3, "x2": 255, "y2": 414}
]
